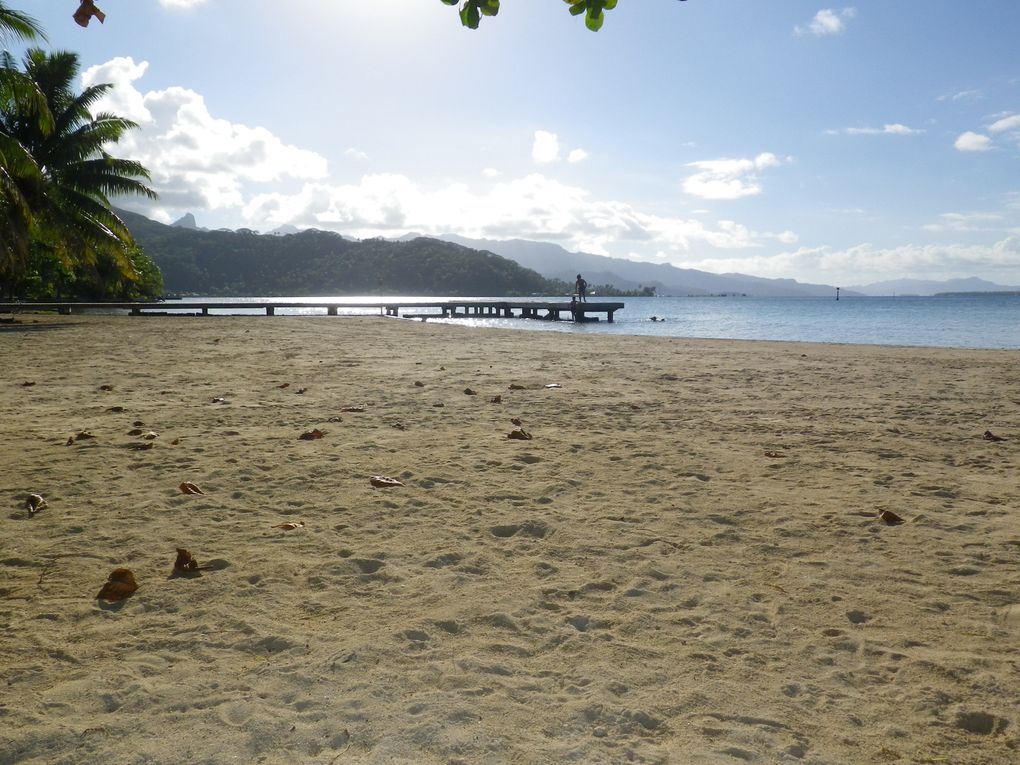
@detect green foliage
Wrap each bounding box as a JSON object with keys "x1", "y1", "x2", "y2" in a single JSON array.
[
  {"x1": 8, "y1": 241, "x2": 162, "y2": 300},
  {"x1": 583, "y1": 282, "x2": 656, "y2": 297},
  {"x1": 441, "y1": 0, "x2": 499, "y2": 30},
  {"x1": 0, "y1": 2, "x2": 44, "y2": 43},
  {"x1": 0, "y1": 44, "x2": 159, "y2": 298},
  {"x1": 441, "y1": 0, "x2": 685, "y2": 32}
]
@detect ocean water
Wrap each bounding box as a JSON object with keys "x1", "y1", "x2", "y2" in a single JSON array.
[{"x1": 173, "y1": 294, "x2": 1020, "y2": 350}]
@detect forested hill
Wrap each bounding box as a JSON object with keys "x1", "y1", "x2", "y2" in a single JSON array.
[{"x1": 117, "y1": 210, "x2": 557, "y2": 296}]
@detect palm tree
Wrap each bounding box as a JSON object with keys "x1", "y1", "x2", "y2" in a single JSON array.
[
  {"x1": 0, "y1": 3, "x2": 46, "y2": 293},
  {"x1": 1, "y1": 48, "x2": 157, "y2": 296}
]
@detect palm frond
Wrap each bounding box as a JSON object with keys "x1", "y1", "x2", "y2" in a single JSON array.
[{"x1": 0, "y1": 5, "x2": 45, "y2": 43}]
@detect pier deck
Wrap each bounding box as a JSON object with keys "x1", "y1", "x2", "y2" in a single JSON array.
[{"x1": 0, "y1": 300, "x2": 624, "y2": 323}]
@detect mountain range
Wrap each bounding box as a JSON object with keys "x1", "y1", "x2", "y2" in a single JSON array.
[
  {"x1": 152, "y1": 211, "x2": 1018, "y2": 297},
  {"x1": 429, "y1": 234, "x2": 846, "y2": 297}
]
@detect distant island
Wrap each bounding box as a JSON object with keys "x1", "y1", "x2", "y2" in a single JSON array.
[{"x1": 935, "y1": 291, "x2": 1020, "y2": 297}]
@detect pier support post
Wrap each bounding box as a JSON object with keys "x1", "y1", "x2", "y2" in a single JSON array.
[
  {"x1": 328, "y1": 306, "x2": 337, "y2": 316},
  {"x1": 266, "y1": 306, "x2": 275, "y2": 316}
]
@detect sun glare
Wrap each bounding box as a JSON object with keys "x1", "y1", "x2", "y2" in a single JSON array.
[{"x1": 290, "y1": 0, "x2": 453, "y2": 45}]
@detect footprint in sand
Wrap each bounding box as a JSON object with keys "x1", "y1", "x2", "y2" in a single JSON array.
[{"x1": 489, "y1": 521, "x2": 550, "y2": 539}]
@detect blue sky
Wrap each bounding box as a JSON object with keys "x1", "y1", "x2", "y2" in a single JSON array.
[{"x1": 16, "y1": 0, "x2": 1020, "y2": 285}]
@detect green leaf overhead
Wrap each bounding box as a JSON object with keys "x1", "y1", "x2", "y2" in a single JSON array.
[{"x1": 444, "y1": 0, "x2": 685, "y2": 31}]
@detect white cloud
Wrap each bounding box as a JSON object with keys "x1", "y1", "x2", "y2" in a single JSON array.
[
  {"x1": 795, "y1": 7, "x2": 857, "y2": 37},
  {"x1": 936, "y1": 89, "x2": 982, "y2": 103},
  {"x1": 681, "y1": 237, "x2": 1020, "y2": 285},
  {"x1": 989, "y1": 114, "x2": 1020, "y2": 133},
  {"x1": 344, "y1": 148, "x2": 369, "y2": 161},
  {"x1": 923, "y1": 212, "x2": 1003, "y2": 233},
  {"x1": 683, "y1": 153, "x2": 785, "y2": 200},
  {"x1": 81, "y1": 57, "x2": 328, "y2": 212},
  {"x1": 76, "y1": 58, "x2": 792, "y2": 259},
  {"x1": 533, "y1": 130, "x2": 589, "y2": 164},
  {"x1": 240, "y1": 172, "x2": 780, "y2": 256},
  {"x1": 158, "y1": 0, "x2": 208, "y2": 8},
  {"x1": 840, "y1": 123, "x2": 922, "y2": 136},
  {"x1": 954, "y1": 131, "x2": 992, "y2": 152},
  {"x1": 532, "y1": 130, "x2": 560, "y2": 163}
]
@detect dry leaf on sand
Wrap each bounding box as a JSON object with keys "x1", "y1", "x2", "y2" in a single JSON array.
[
  {"x1": 98, "y1": 384, "x2": 114, "y2": 391},
  {"x1": 74, "y1": 430, "x2": 96, "y2": 441},
  {"x1": 464, "y1": 388, "x2": 477, "y2": 396},
  {"x1": 26, "y1": 494, "x2": 47, "y2": 514},
  {"x1": 341, "y1": 405, "x2": 366, "y2": 412},
  {"x1": 273, "y1": 521, "x2": 305, "y2": 530},
  {"x1": 508, "y1": 384, "x2": 526, "y2": 390},
  {"x1": 764, "y1": 451, "x2": 786, "y2": 458},
  {"x1": 879, "y1": 509, "x2": 905, "y2": 526},
  {"x1": 276, "y1": 383, "x2": 290, "y2": 389},
  {"x1": 173, "y1": 547, "x2": 199, "y2": 573},
  {"x1": 508, "y1": 428, "x2": 533, "y2": 440},
  {"x1": 172, "y1": 548, "x2": 215, "y2": 575},
  {"x1": 490, "y1": 395, "x2": 502, "y2": 403},
  {"x1": 299, "y1": 428, "x2": 324, "y2": 441},
  {"x1": 179, "y1": 482, "x2": 204, "y2": 495},
  {"x1": 97, "y1": 568, "x2": 138, "y2": 602},
  {"x1": 510, "y1": 417, "x2": 523, "y2": 426},
  {"x1": 370, "y1": 475, "x2": 404, "y2": 488},
  {"x1": 983, "y1": 430, "x2": 1006, "y2": 442}
]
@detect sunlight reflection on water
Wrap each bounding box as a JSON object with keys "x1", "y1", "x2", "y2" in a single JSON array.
[{"x1": 169, "y1": 294, "x2": 1019, "y2": 349}]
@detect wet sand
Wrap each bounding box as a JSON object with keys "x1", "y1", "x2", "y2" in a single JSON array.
[{"x1": 2, "y1": 315, "x2": 1018, "y2": 764}]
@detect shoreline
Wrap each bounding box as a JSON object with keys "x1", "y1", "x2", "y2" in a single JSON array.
[
  {"x1": 3, "y1": 316, "x2": 1018, "y2": 764},
  {"x1": 5, "y1": 292, "x2": 1019, "y2": 350},
  {"x1": 3, "y1": 309, "x2": 1019, "y2": 353}
]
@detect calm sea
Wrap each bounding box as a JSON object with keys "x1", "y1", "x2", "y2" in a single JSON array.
[{"x1": 174, "y1": 294, "x2": 1020, "y2": 350}]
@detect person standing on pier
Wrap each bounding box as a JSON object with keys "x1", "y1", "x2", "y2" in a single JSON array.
[{"x1": 575, "y1": 274, "x2": 588, "y2": 302}]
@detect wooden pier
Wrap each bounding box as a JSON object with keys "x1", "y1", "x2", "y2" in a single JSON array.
[{"x1": 0, "y1": 299, "x2": 624, "y2": 323}]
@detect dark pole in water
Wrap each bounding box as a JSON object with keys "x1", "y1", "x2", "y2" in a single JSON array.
[{"x1": 836, "y1": 287, "x2": 840, "y2": 301}]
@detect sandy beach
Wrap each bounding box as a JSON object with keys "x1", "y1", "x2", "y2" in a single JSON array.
[{"x1": 1, "y1": 315, "x2": 1018, "y2": 765}]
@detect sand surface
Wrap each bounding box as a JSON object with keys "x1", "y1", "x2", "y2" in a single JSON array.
[{"x1": 1, "y1": 315, "x2": 1018, "y2": 765}]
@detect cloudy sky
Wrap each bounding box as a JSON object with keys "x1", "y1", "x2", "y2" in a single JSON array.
[{"x1": 18, "y1": 0, "x2": 1020, "y2": 285}]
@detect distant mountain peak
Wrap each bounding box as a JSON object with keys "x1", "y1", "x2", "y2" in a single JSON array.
[{"x1": 171, "y1": 212, "x2": 198, "y2": 229}]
